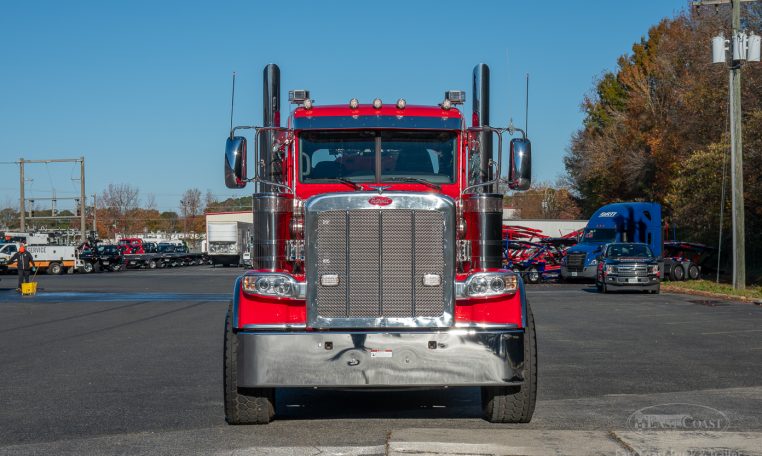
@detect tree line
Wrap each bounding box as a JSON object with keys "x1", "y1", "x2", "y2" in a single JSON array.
[{"x1": 564, "y1": 4, "x2": 762, "y2": 280}]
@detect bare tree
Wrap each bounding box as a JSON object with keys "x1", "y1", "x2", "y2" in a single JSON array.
[
  {"x1": 100, "y1": 183, "x2": 139, "y2": 214},
  {"x1": 180, "y1": 188, "x2": 202, "y2": 233},
  {"x1": 180, "y1": 188, "x2": 202, "y2": 219},
  {"x1": 204, "y1": 189, "x2": 217, "y2": 212},
  {"x1": 98, "y1": 183, "x2": 140, "y2": 236},
  {"x1": 144, "y1": 193, "x2": 157, "y2": 211}
]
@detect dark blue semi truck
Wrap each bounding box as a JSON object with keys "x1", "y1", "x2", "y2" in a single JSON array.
[{"x1": 560, "y1": 202, "x2": 662, "y2": 280}]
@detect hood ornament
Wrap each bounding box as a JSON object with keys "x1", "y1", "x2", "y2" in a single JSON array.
[{"x1": 367, "y1": 184, "x2": 391, "y2": 194}]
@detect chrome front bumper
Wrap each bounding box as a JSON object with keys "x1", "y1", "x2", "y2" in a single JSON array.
[{"x1": 236, "y1": 330, "x2": 525, "y2": 388}]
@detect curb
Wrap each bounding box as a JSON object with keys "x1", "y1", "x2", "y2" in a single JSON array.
[{"x1": 661, "y1": 284, "x2": 762, "y2": 305}]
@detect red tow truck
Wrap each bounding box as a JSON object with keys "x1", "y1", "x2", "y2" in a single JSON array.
[{"x1": 222, "y1": 64, "x2": 535, "y2": 424}]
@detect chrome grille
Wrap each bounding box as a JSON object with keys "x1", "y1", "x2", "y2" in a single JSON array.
[
  {"x1": 616, "y1": 264, "x2": 648, "y2": 277},
  {"x1": 306, "y1": 193, "x2": 454, "y2": 328},
  {"x1": 566, "y1": 252, "x2": 587, "y2": 272}
]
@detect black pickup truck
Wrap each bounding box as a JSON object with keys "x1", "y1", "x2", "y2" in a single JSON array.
[
  {"x1": 595, "y1": 242, "x2": 661, "y2": 294},
  {"x1": 79, "y1": 244, "x2": 125, "y2": 272}
]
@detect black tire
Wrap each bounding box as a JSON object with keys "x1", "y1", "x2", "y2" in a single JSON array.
[
  {"x1": 687, "y1": 264, "x2": 700, "y2": 280},
  {"x1": 148, "y1": 260, "x2": 157, "y2": 269},
  {"x1": 482, "y1": 301, "x2": 537, "y2": 423},
  {"x1": 649, "y1": 284, "x2": 661, "y2": 294},
  {"x1": 48, "y1": 262, "x2": 63, "y2": 275},
  {"x1": 526, "y1": 267, "x2": 540, "y2": 284},
  {"x1": 671, "y1": 264, "x2": 685, "y2": 281},
  {"x1": 224, "y1": 302, "x2": 275, "y2": 424},
  {"x1": 83, "y1": 262, "x2": 94, "y2": 273}
]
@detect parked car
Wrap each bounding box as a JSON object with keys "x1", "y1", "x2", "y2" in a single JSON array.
[{"x1": 595, "y1": 242, "x2": 660, "y2": 294}]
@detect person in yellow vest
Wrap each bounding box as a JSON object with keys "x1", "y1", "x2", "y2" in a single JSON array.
[{"x1": 9, "y1": 244, "x2": 36, "y2": 293}]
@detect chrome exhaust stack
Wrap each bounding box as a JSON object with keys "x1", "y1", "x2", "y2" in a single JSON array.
[
  {"x1": 260, "y1": 64, "x2": 281, "y2": 191},
  {"x1": 472, "y1": 64, "x2": 493, "y2": 192}
]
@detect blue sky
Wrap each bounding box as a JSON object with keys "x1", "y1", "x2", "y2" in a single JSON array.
[{"x1": 0, "y1": 0, "x2": 688, "y2": 213}]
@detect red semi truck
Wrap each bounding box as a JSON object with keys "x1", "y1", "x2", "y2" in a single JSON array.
[{"x1": 222, "y1": 64, "x2": 535, "y2": 424}]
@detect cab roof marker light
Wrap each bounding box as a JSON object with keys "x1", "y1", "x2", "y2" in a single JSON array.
[
  {"x1": 288, "y1": 89, "x2": 310, "y2": 104},
  {"x1": 372, "y1": 98, "x2": 383, "y2": 109},
  {"x1": 396, "y1": 98, "x2": 407, "y2": 109},
  {"x1": 349, "y1": 98, "x2": 359, "y2": 109},
  {"x1": 441, "y1": 99, "x2": 452, "y2": 110},
  {"x1": 445, "y1": 90, "x2": 466, "y2": 105},
  {"x1": 303, "y1": 98, "x2": 313, "y2": 110}
]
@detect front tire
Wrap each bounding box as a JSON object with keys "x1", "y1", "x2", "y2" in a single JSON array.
[
  {"x1": 224, "y1": 302, "x2": 275, "y2": 424},
  {"x1": 83, "y1": 262, "x2": 94, "y2": 273},
  {"x1": 526, "y1": 267, "x2": 540, "y2": 284},
  {"x1": 481, "y1": 302, "x2": 537, "y2": 423}
]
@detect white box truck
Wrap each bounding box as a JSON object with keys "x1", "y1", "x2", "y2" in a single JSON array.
[
  {"x1": 0, "y1": 243, "x2": 77, "y2": 275},
  {"x1": 206, "y1": 221, "x2": 252, "y2": 267}
]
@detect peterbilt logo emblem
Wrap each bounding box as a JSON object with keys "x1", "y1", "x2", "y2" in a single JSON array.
[{"x1": 368, "y1": 196, "x2": 393, "y2": 206}]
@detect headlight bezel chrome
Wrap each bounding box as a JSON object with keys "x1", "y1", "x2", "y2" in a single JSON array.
[
  {"x1": 242, "y1": 273, "x2": 305, "y2": 299},
  {"x1": 458, "y1": 272, "x2": 519, "y2": 298}
]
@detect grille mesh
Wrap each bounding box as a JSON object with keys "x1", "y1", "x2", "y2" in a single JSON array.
[
  {"x1": 313, "y1": 209, "x2": 445, "y2": 322},
  {"x1": 566, "y1": 252, "x2": 587, "y2": 272}
]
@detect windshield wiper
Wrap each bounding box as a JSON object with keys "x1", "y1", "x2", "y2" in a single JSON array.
[
  {"x1": 386, "y1": 177, "x2": 441, "y2": 190},
  {"x1": 336, "y1": 177, "x2": 364, "y2": 191}
]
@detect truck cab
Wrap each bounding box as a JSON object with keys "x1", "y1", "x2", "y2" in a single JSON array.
[
  {"x1": 222, "y1": 64, "x2": 535, "y2": 424},
  {"x1": 561, "y1": 202, "x2": 662, "y2": 280}
]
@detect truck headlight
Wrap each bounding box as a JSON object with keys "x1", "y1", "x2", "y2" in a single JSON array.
[
  {"x1": 460, "y1": 272, "x2": 518, "y2": 297},
  {"x1": 242, "y1": 273, "x2": 304, "y2": 298},
  {"x1": 605, "y1": 265, "x2": 616, "y2": 274},
  {"x1": 589, "y1": 259, "x2": 597, "y2": 266},
  {"x1": 649, "y1": 264, "x2": 659, "y2": 275}
]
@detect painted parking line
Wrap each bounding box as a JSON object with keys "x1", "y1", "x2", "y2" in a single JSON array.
[{"x1": 701, "y1": 328, "x2": 762, "y2": 335}]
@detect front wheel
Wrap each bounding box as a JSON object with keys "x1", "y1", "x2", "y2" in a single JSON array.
[
  {"x1": 83, "y1": 262, "x2": 94, "y2": 273},
  {"x1": 526, "y1": 267, "x2": 540, "y2": 284},
  {"x1": 224, "y1": 302, "x2": 275, "y2": 424},
  {"x1": 481, "y1": 301, "x2": 537, "y2": 423}
]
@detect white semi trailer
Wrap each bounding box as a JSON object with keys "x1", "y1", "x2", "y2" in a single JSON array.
[{"x1": 206, "y1": 221, "x2": 252, "y2": 267}]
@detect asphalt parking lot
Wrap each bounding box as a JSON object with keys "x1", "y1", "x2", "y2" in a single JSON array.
[{"x1": 0, "y1": 268, "x2": 761, "y2": 455}]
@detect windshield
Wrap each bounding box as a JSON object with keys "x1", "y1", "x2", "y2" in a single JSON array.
[
  {"x1": 581, "y1": 228, "x2": 616, "y2": 244},
  {"x1": 606, "y1": 244, "x2": 653, "y2": 258},
  {"x1": 300, "y1": 130, "x2": 456, "y2": 184}
]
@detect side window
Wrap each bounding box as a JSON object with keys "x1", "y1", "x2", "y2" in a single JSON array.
[{"x1": 8, "y1": 245, "x2": 17, "y2": 253}]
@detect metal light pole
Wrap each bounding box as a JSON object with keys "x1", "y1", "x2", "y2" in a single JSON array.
[{"x1": 696, "y1": 0, "x2": 761, "y2": 289}]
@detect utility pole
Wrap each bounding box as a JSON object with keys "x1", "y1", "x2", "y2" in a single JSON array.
[
  {"x1": 729, "y1": 0, "x2": 745, "y2": 290},
  {"x1": 92, "y1": 193, "x2": 97, "y2": 234},
  {"x1": 695, "y1": 0, "x2": 760, "y2": 289},
  {"x1": 19, "y1": 159, "x2": 25, "y2": 231},
  {"x1": 80, "y1": 156, "x2": 86, "y2": 241}
]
